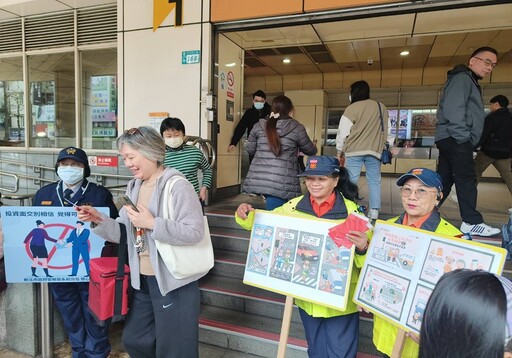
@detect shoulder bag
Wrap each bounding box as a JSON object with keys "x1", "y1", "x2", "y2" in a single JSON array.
[
  {"x1": 378, "y1": 102, "x2": 393, "y2": 165},
  {"x1": 155, "y1": 176, "x2": 214, "y2": 279},
  {"x1": 89, "y1": 223, "x2": 130, "y2": 326}
]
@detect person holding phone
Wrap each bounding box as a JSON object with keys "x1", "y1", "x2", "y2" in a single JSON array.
[
  {"x1": 77, "y1": 127, "x2": 205, "y2": 358},
  {"x1": 32, "y1": 146, "x2": 119, "y2": 358}
]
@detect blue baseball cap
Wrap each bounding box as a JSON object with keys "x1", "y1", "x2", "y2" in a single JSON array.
[
  {"x1": 297, "y1": 156, "x2": 340, "y2": 177},
  {"x1": 396, "y1": 168, "x2": 443, "y2": 191}
]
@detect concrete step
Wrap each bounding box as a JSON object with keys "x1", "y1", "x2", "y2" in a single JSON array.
[
  {"x1": 207, "y1": 212, "x2": 241, "y2": 230},
  {"x1": 199, "y1": 305, "x2": 308, "y2": 358},
  {"x1": 210, "y1": 226, "x2": 250, "y2": 253}
]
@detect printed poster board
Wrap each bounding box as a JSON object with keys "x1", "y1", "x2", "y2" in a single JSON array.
[
  {"x1": 243, "y1": 210, "x2": 356, "y2": 311},
  {"x1": 354, "y1": 221, "x2": 506, "y2": 334},
  {"x1": 1, "y1": 206, "x2": 110, "y2": 283}
]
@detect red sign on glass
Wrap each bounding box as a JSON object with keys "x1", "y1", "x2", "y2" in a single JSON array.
[{"x1": 89, "y1": 156, "x2": 118, "y2": 167}]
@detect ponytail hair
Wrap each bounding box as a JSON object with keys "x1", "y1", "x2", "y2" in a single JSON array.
[
  {"x1": 266, "y1": 95, "x2": 294, "y2": 156},
  {"x1": 335, "y1": 166, "x2": 361, "y2": 202}
]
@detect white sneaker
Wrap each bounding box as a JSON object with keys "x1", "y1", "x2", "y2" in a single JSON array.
[
  {"x1": 368, "y1": 209, "x2": 379, "y2": 220},
  {"x1": 460, "y1": 222, "x2": 501, "y2": 237}
]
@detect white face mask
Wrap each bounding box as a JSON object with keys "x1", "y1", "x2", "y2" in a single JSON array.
[
  {"x1": 165, "y1": 137, "x2": 184, "y2": 148},
  {"x1": 57, "y1": 166, "x2": 84, "y2": 185}
]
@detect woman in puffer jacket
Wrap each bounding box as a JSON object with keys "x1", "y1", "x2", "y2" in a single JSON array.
[{"x1": 243, "y1": 95, "x2": 317, "y2": 210}]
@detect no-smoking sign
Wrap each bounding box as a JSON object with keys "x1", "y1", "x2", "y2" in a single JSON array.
[{"x1": 227, "y1": 71, "x2": 234, "y2": 86}]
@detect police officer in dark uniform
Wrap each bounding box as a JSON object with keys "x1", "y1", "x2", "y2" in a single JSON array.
[{"x1": 33, "y1": 147, "x2": 119, "y2": 358}]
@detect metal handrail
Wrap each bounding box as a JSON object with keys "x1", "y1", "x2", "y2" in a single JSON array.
[
  {"x1": 186, "y1": 136, "x2": 216, "y2": 168},
  {"x1": 0, "y1": 171, "x2": 19, "y2": 193}
]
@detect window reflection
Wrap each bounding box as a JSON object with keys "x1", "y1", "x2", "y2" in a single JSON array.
[
  {"x1": 28, "y1": 52, "x2": 75, "y2": 148},
  {"x1": 81, "y1": 48, "x2": 118, "y2": 150},
  {"x1": 0, "y1": 57, "x2": 24, "y2": 146}
]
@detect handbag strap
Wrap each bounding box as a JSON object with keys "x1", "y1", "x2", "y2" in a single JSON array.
[
  {"x1": 163, "y1": 176, "x2": 185, "y2": 220},
  {"x1": 114, "y1": 223, "x2": 127, "y2": 316},
  {"x1": 377, "y1": 101, "x2": 384, "y2": 133}
]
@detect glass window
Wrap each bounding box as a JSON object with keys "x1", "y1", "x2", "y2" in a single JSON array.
[
  {"x1": 325, "y1": 108, "x2": 342, "y2": 146},
  {"x1": 0, "y1": 57, "x2": 25, "y2": 146},
  {"x1": 393, "y1": 108, "x2": 437, "y2": 148},
  {"x1": 81, "y1": 48, "x2": 118, "y2": 150},
  {"x1": 28, "y1": 52, "x2": 75, "y2": 148}
]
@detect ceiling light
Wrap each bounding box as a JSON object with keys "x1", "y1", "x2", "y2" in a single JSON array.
[
  {"x1": 283, "y1": 58, "x2": 291, "y2": 64},
  {"x1": 400, "y1": 50, "x2": 410, "y2": 56},
  {"x1": 225, "y1": 62, "x2": 236, "y2": 67}
]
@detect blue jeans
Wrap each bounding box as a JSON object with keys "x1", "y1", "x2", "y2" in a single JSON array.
[
  {"x1": 345, "y1": 155, "x2": 382, "y2": 210},
  {"x1": 264, "y1": 195, "x2": 287, "y2": 210}
]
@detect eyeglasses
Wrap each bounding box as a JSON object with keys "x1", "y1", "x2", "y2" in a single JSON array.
[
  {"x1": 400, "y1": 187, "x2": 437, "y2": 198},
  {"x1": 474, "y1": 56, "x2": 497, "y2": 69},
  {"x1": 124, "y1": 127, "x2": 141, "y2": 135}
]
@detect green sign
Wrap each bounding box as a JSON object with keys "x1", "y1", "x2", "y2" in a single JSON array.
[{"x1": 182, "y1": 50, "x2": 200, "y2": 64}]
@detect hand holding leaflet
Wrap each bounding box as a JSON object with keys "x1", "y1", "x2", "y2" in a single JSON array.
[{"x1": 328, "y1": 213, "x2": 372, "y2": 248}]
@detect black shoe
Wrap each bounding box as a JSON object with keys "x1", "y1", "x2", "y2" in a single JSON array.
[
  {"x1": 46, "y1": 275, "x2": 53, "y2": 278},
  {"x1": 68, "y1": 274, "x2": 77, "y2": 277},
  {"x1": 84, "y1": 274, "x2": 89, "y2": 277},
  {"x1": 32, "y1": 274, "x2": 38, "y2": 277}
]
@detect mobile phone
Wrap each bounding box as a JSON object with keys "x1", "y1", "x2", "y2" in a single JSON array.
[{"x1": 119, "y1": 196, "x2": 139, "y2": 212}]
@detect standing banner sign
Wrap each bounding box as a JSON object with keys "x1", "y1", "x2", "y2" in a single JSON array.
[
  {"x1": 243, "y1": 210, "x2": 358, "y2": 312},
  {"x1": 1, "y1": 206, "x2": 110, "y2": 283},
  {"x1": 354, "y1": 221, "x2": 506, "y2": 336}
]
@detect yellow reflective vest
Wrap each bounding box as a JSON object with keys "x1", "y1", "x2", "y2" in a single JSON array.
[
  {"x1": 235, "y1": 193, "x2": 368, "y2": 318},
  {"x1": 372, "y1": 213, "x2": 461, "y2": 358}
]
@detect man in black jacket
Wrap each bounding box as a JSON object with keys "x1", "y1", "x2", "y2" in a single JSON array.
[
  {"x1": 474, "y1": 95, "x2": 512, "y2": 195},
  {"x1": 227, "y1": 90, "x2": 271, "y2": 162}
]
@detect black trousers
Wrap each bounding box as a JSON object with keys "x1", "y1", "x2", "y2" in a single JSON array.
[
  {"x1": 122, "y1": 276, "x2": 200, "y2": 358},
  {"x1": 436, "y1": 137, "x2": 483, "y2": 224}
]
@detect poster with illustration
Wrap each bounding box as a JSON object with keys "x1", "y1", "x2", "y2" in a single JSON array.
[
  {"x1": 354, "y1": 221, "x2": 506, "y2": 334},
  {"x1": 419, "y1": 239, "x2": 495, "y2": 285},
  {"x1": 246, "y1": 224, "x2": 274, "y2": 275},
  {"x1": 269, "y1": 228, "x2": 299, "y2": 281},
  {"x1": 357, "y1": 265, "x2": 410, "y2": 320},
  {"x1": 318, "y1": 241, "x2": 352, "y2": 296},
  {"x1": 292, "y1": 232, "x2": 323, "y2": 288},
  {"x1": 1, "y1": 206, "x2": 110, "y2": 283},
  {"x1": 243, "y1": 211, "x2": 364, "y2": 310},
  {"x1": 406, "y1": 284, "x2": 432, "y2": 331}
]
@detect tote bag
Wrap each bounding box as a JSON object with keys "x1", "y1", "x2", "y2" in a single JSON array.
[{"x1": 155, "y1": 176, "x2": 214, "y2": 279}]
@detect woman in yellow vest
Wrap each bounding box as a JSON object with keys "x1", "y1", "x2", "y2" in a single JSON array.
[
  {"x1": 373, "y1": 168, "x2": 461, "y2": 357},
  {"x1": 236, "y1": 156, "x2": 370, "y2": 358}
]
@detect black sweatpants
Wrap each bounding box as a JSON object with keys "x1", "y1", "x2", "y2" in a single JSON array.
[
  {"x1": 122, "y1": 275, "x2": 200, "y2": 358},
  {"x1": 436, "y1": 137, "x2": 483, "y2": 224}
]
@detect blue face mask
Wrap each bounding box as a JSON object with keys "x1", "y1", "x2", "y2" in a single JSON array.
[
  {"x1": 254, "y1": 102, "x2": 264, "y2": 110},
  {"x1": 57, "y1": 166, "x2": 84, "y2": 185}
]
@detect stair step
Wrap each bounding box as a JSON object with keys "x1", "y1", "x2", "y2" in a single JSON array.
[
  {"x1": 199, "y1": 275, "x2": 302, "y2": 323},
  {"x1": 210, "y1": 226, "x2": 250, "y2": 253},
  {"x1": 199, "y1": 305, "x2": 308, "y2": 357},
  {"x1": 206, "y1": 212, "x2": 241, "y2": 230}
]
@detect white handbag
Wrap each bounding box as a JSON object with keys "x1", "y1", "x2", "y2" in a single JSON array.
[{"x1": 155, "y1": 176, "x2": 214, "y2": 279}]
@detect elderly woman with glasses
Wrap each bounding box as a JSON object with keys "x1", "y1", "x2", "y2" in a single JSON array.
[
  {"x1": 76, "y1": 126, "x2": 205, "y2": 358},
  {"x1": 237, "y1": 156, "x2": 369, "y2": 358},
  {"x1": 373, "y1": 167, "x2": 461, "y2": 358}
]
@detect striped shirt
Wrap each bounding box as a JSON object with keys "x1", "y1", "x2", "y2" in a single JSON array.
[{"x1": 163, "y1": 144, "x2": 212, "y2": 194}]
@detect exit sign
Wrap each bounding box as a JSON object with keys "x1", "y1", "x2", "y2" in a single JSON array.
[{"x1": 182, "y1": 50, "x2": 200, "y2": 64}]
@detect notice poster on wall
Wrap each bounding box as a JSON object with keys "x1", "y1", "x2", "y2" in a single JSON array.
[
  {"x1": 354, "y1": 221, "x2": 506, "y2": 334},
  {"x1": 1, "y1": 206, "x2": 110, "y2": 283},
  {"x1": 243, "y1": 211, "x2": 366, "y2": 311}
]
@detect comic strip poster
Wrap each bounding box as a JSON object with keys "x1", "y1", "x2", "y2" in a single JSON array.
[
  {"x1": 354, "y1": 221, "x2": 506, "y2": 334},
  {"x1": 1, "y1": 206, "x2": 110, "y2": 283},
  {"x1": 243, "y1": 211, "x2": 360, "y2": 310}
]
